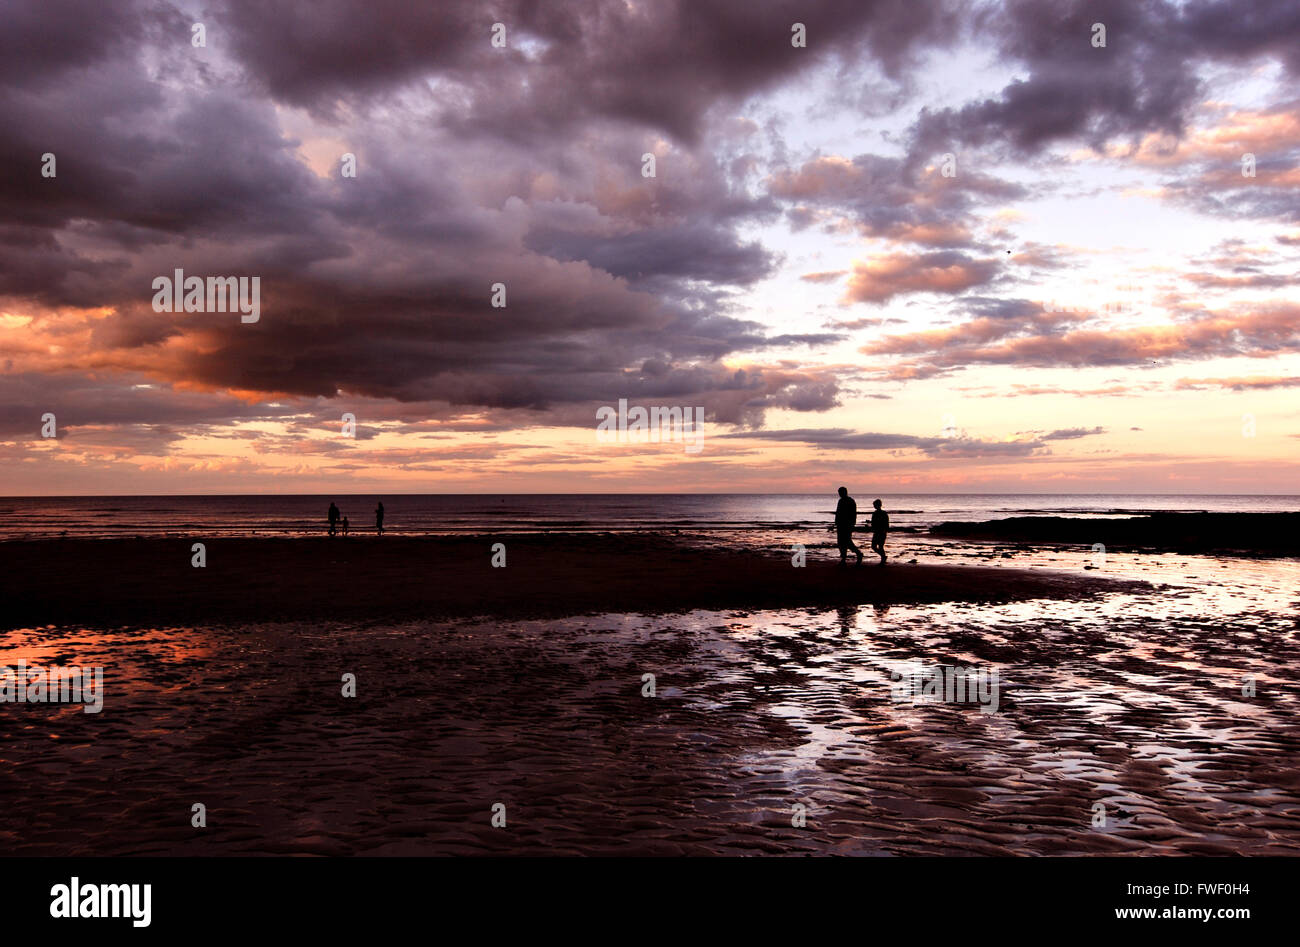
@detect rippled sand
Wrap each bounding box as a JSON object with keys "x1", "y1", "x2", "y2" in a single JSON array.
[{"x1": 0, "y1": 546, "x2": 1296, "y2": 855}]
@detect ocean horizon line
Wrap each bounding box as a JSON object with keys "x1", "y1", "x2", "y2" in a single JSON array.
[{"x1": 3, "y1": 491, "x2": 1299, "y2": 499}]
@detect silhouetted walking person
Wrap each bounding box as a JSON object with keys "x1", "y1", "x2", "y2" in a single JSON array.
[
  {"x1": 327, "y1": 501, "x2": 339, "y2": 538},
  {"x1": 375, "y1": 501, "x2": 384, "y2": 536},
  {"x1": 835, "y1": 486, "x2": 863, "y2": 566},
  {"x1": 871, "y1": 498, "x2": 889, "y2": 564},
  {"x1": 342, "y1": 516, "x2": 349, "y2": 537}
]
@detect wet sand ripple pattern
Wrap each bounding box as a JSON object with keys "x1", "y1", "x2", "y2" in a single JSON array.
[{"x1": 1, "y1": 550, "x2": 1297, "y2": 855}]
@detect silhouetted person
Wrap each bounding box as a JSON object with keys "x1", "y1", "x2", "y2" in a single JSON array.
[
  {"x1": 375, "y1": 501, "x2": 385, "y2": 536},
  {"x1": 871, "y1": 498, "x2": 889, "y2": 564},
  {"x1": 834, "y1": 486, "x2": 863, "y2": 566},
  {"x1": 342, "y1": 516, "x2": 349, "y2": 537},
  {"x1": 327, "y1": 501, "x2": 339, "y2": 538}
]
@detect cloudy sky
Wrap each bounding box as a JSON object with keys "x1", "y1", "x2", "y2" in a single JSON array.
[{"x1": 2, "y1": 0, "x2": 1298, "y2": 494}]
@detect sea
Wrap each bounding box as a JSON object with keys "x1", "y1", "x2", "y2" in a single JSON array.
[{"x1": 0, "y1": 493, "x2": 1296, "y2": 542}]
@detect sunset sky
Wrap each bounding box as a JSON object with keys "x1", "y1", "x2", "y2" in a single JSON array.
[{"x1": 2, "y1": 0, "x2": 1298, "y2": 494}]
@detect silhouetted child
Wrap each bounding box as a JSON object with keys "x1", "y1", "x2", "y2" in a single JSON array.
[
  {"x1": 342, "y1": 516, "x2": 349, "y2": 537},
  {"x1": 328, "y1": 501, "x2": 339, "y2": 538},
  {"x1": 871, "y1": 499, "x2": 889, "y2": 564}
]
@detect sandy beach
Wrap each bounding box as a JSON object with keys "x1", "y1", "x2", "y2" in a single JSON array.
[
  {"x1": 0, "y1": 534, "x2": 1137, "y2": 629},
  {"x1": 2, "y1": 534, "x2": 1298, "y2": 856},
  {"x1": 932, "y1": 512, "x2": 1300, "y2": 556}
]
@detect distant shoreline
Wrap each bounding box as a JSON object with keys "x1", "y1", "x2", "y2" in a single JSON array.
[
  {"x1": 2, "y1": 495, "x2": 1295, "y2": 544},
  {"x1": 932, "y1": 511, "x2": 1300, "y2": 557},
  {"x1": 0, "y1": 534, "x2": 1143, "y2": 630},
  {"x1": 2, "y1": 491, "x2": 1299, "y2": 499}
]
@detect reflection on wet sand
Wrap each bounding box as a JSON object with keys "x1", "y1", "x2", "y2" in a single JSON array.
[{"x1": 0, "y1": 549, "x2": 1295, "y2": 855}]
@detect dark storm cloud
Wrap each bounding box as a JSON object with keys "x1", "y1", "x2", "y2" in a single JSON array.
[
  {"x1": 1178, "y1": 0, "x2": 1300, "y2": 75},
  {"x1": 4, "y1": 0, "x2": 1296, "y2": 443},
  {"x1": 769, "y1": 153, "x2": 1026, "y2": 249},
  {"x1": 217, "y1": 0, "x2": 962, "y2": 141},
  {"x1": 0, "y1": 0, "x2": 163, "y2": 85},
  {"x1": 0, "y1": 59, "x2": 343, "y2": 306},
  {"x1": 911, "y1": 1, "x2": 1194, "y2": 161},
  {"x1": 905, "y1": 0, "x2": 1300, "y2": 165},
  {"x1": 763, "y1": 0, "x2": 1300, "y2": 311},
  {"x1": 0, "y1": 371, "x2": 278, "y2": 439},
  {"x1": 6, "y1": 0, "x2": 921, "y2": 431},
  {"x1": 523, "y1": 217, "x2": 775, "y2": 287}
]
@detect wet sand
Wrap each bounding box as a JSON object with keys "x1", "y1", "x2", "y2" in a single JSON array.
[
  {"x1": 932, "y1": 511, "x2": 1300, "y2": 556},
  {"x1": 1, "y1": 586, "x2": 1297, "y2": 855},
  {"x1": 2, "y1": 537, "x2": 1296, "y2": 856},
  {"x1": 0, "y1": 534, "x2": 1138, "y2": 630}
]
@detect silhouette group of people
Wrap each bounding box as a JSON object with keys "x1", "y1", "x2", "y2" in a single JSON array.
[
  {"x1": 328, "y1": 500, "x2": 384, "y2": 537},
  {"x1": 834, "y1": 487, "x2": 887, "y2": 566},
  {"x1": 325, "y1": 494, "x2": 884, "y2": 557}
]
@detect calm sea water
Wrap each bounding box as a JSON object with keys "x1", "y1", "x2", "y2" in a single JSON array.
[{"x1": 0, "y1": 494, "x2": 1294, "y2": 541}]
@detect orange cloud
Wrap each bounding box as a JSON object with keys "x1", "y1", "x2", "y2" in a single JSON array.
[
  {"x1": 1175, "y1": 375, "x2": 1300, "y2": 390},
  {"x1": 844, "y1": 252, "x2": 997, "y2": 304},
  {"x1": 799, "y1": 270, "x2": 846, "y2": 284},
  {"x1": 1094, "y1": 105, "x2": 1300, "y2": 166}
]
